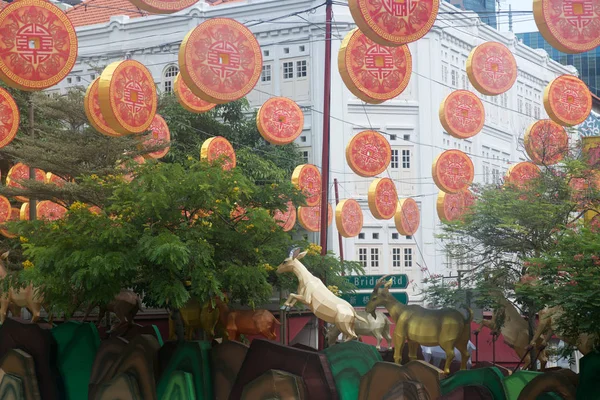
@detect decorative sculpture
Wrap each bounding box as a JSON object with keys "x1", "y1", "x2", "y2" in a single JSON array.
[
  {"x1": 530, "y1": 306, "x2": 596, "y2": 355},
  {"x1": 83, "y1": 289, "x2": 142, "y2": 329},
  {"x1": 276, "y1": 248, "x2": 366, "y2": 340},
  {"x1": 0, "y1": 252, "x2": 45, "y2": 324},
  {"x1": 214, "y1": 296, "x2": 280, "y2": 341},
  {"x1": 365, "y1": 275, "x2": 472, "y2": 374},
  {"x1": 475, "y1": 290, "x2": 547, "y2": 369},
  {"x1": 326, "y1": 310, "x2": 392, "y2": 350}
]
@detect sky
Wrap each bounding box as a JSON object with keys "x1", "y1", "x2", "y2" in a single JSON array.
[{"x1": 498, "y1": 0, "x2": 537, "y2": 33}]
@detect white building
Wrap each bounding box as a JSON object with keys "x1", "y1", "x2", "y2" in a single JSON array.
[{"x1": 56, "y1": 0, "x2": 574, "y2": 303}]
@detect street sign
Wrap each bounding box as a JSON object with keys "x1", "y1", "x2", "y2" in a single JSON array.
[
  {"x1": 346, "y1": 274, "x2": 409, "y2": 290},
  {"x1": 341, "y1": 292, "x2": 408, "y2": 307}
]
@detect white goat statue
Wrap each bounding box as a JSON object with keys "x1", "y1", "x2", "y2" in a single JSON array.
[
  {"x1": 326, "y1": 310, "x2": 392, "y2": 350},
  {"x1": 277, "y1": 248, "x2": 367, "y2": 341}
]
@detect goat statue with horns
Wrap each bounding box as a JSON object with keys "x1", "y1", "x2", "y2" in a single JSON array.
[
  {"x1": 277, "y1": 248, "x2": 367, "y2": 341},
  {"x1": 366, "y1": 275, "x2": 473, "y2": 374}
]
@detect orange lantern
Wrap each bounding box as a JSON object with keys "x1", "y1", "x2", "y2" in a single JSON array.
[
  {"x1": 0, "y1": 195, "x2": 11, "y2": 224},
  {"x1": 437, "y1": 190, "x2": 475, "y2": 223},
  {"x1": 45, "y1": 173, "x2": 67, "y2": 187},
  {"x1": 533, "y1": 0, "x2": 600, "y2": 54},
  {"x1": 19, "y1": 202, "x2": 29, "y2": 221},
  {"x1": 466, "y1": 42, "x2": 517, "y2": 96},
  {"x1": 297, "y1": 203, "x2": 333, "y2": 232},
  {"x1": 173, "y1": 73, "x2": 216, "y2": 114},
  {"x1": 179, "y1": 18, "x2": 262, "y2": 104},
  {"x1": 338, "y1": 28, "x2": 412, "y2": 104},
  {"x1": 432, "y1": 150, "x2": 474, "y2": 194},
  {"x1": 120, "y1": 155, "x2": 146, "y2": 183},
  {"x1": 84, "y1": 78, "x2": 121, "y2": 137},
  {"x1": 543, "y1": 75, "x2": 592, "y2": 127},
  {"x1": 200, "y1": 136, "x2": 236, "y2": 171},
  {"x1": 504, "y1": 162, "x2": 541, "y2": 189},
  {"x1": 346, "y1": 130, "x2": 391, "y2": 177},
  {"x1": 128, "y1": 0, "x2": 198, "y2": 14},
  {"x1": 524, "y1": 120, "x2": 568, "y2": 165},
  {"x1": 36, "y1": 201, "x2": 67, "y2": 221},
  {"x1": 0, "y1": 87, "x2": 19, "y2": 148},
  {"x1": 395, "y1": 197, "x2": 420, "y2": 236},
  {"x1": 0, "y1": 0, "x2": 77, "y2": 91},
  {"x1": 273, "y1": 201, "x2": 296, "y2": 232},
  {"x1": 0, "y1": 207, "x2": 19, "y2": 238},
  {"x1": 6, "y1": 163, "x2": 45, "y2": 203},
  {"x1": 257, "y1": 97, "x2": 304, "y2": 145},
  {"x1": 143, "y1": 114, "x2": 170, "y2": 159},
  {"x1": 439, "y1": 90, "x2": 485, "y2": 139},
  {"x1": 98, "y1": 60, "x2": 157, "y2": 135},
  {"x1": 291, "y1": 164, "x2": 322, "y2": 207},
  {"x1": 348, "y1": 0, "x2": 439, "y2": 46},
  {"x1": 368, "y1": 178, "x2": 398, "y2": 220},
  {"x1": 335, "y1": 199, "x2": 363, "y2": 238}
]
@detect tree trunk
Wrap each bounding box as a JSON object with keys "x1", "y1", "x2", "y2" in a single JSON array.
[{"x1": 170, "y1": 308, "x2": 185, "y2": 342}]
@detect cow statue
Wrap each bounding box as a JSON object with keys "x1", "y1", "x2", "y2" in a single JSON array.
[
  {"x1": 326, "y1": 309, "x2": 392, "y2": 350},
  {"x1": 213, "y1": 297, "x2": 280, "y2": 341},
  {"x1": 276, "y1": 248, "x2": 366, "y2": 341}
]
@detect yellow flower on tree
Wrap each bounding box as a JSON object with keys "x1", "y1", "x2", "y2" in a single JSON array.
[
  {"x1": 22, "y1": 260, "x2": 34, "y2": 270},
  {"x1": 327, "y1": 285, "x2": 340, "y2": 296},
  {"x1": 19, "y1": 236, "x2": 28, "y2": 243},
  {"x1": 307, "y1": 243, "x2": 322, "y2": 256}
]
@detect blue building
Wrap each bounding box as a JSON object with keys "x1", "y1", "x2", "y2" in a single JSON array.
[
  {"x1": 517, "y1": 31, "x2": 600, "y2": 97},
  {"x1": 445, "y1": 0, "x2": 497, "y2": 29}
]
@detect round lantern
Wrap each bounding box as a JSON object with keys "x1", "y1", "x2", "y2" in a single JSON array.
[
  {"x1": 19, "y1": 202, "x2": 29, "y2": 221},
  {"x1": 505, "y1": 162, "x2": 541, "y2": 188},
  {"x1": 128, "y1": 0, "x2": 199, "y2": 14},
  {"x1": 256, "y1": 97, "x2": 304, "y2": 145},
  {"x1": 533, "y1": 0, "x2": 600, "y2": 54},
  {"x1": 466, "y1": 42, "x2": 517, "y2": 96},
  {"x1": 45, "y1": 172, "x2": 67, "y2": 187},
  {"x1": 346, "y1": 130, "x2": 391, "y2": 177},
  {"x1": 348, "y1": 0, "x2": 439, "y2": 46},
  {"x1": 179, "y1": 18, "x2": 262, "y2": 104},
  {"x1": 439, "y1": 90, "x2": 485, "y2": 139},
  {"x1": 200, "y1": 136, "x2": 236, "y2": 171},
  {"x1": 0, "y1": 207, "x2": 19, "y2": 238},
  {"x1": 0, "y1": 0, "x2": 77, "y2": 91},
  {"x1": 120, "y1": 155, "x2": 146, "y2": 183},
  {"x1": 84, "y1": 78, "x2": 121, "y2": 137},
  {"x1": 174, "y1": 73, "x2": 216, "y2": 114},
  {"x1": 437, "y1": 190, "x2": 475, "y2": 222},
  {"x1": 368, "y1": 178, "x2": 398, "y2": 220},
  {"x1": 543, "y1": 75, "x2": 592, "y2": 127},
  {"x1": 291, "y1": 164, "x2": 322, "y2": 207},
  {"x1": 143, "y1": 114, "x2": 170, "y2": 159},
  {"x1": 98, "y1": 60, "x2": 157, "y2": 135},
  {"x1": 432, "y1": 150, "x2": 474, "y2": 194},
  {"x1": 335, "y1": 199, "x2": 364, "y2": 238},
  {"x1": 6, "y1": 163, "x2": 45, "y2": 203},
  {"x1": 273, "y1": 201, "x2": 296, "y2": 232},
  {"x1": 338, "y1": 28, "x2": 412, "y2": 104},
  {"x1": 0, "y1": 87, "x2": 19, "y2": 148},
  {"x1": 395, "y1": 197, "x2": 420, "y2": 236},
  {"x1": 524, "y1": 119, "x2": 568, "y2": 165},
  {"x1": 36, "y1": 201, "x2": 67, "y2": 221},
  {"x1": 0, "y1": 195, "x2": 11, "y2": 225},
  {"x1": 297, "y1": 203, "x2": 333, "y2": 232}
]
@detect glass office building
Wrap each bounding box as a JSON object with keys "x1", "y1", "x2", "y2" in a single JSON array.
[
  {"x1": 445, "y1": 0, "x2": 497, "y2": 28},
  {"x1": 518, "y1": 31, "x2": 600, "y2": 97}
]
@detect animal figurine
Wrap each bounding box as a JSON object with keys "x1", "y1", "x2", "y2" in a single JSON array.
[
  {"x1": 214, "y1": 296, "x2": 280, "y2": 341},
  {"x1": 83, "y1": 289, "x2": 142, "y2": 329},
  {"x1": 365, "y1": 275, "x2": 472, "y2": 374},
  {"x1": 475, "y1": 290, "x2": 548, "y2": 369},
  {"x1": 276, "y1": 248, "x2": 367, "y2": 341},
  {"x1": 326, "y1": 309, "x2": 392, "y2": 350},
  {"x1": 0, "y1": 252, "x2": 45, "y2": 324},
  {"x1": 531, "y1": 306, "x2": 596, "y2": 355}
]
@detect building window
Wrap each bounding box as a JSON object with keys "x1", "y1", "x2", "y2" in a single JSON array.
[
  {"x1": 451, "y1": 70, "x2": 457, "y2": 87},
  {"x1": 404, "y1": 134, "x2": 410, "y2": 141},
  {"x1": 284, "y1": 47, "x2": 290, "y2": 54},
  {"x1": 391, "y1": 149, "x2": 399, "y2": 169},
  {"x1": 370, "y1": 248, "x2": 379, "y2": 269},
  {"x1": 301, "y1": 150, "x2": 309, "y2": 163},
  {"x1": 67, "y1": 77, "x2": 72, "y2": 84},
  {"x1": 264, "y1": 50, "x2": 270, "y2": 57},
  {"x1": 358, "y1": 233, "x2": 365, "y2": 239},
  {"x1": 299, "y1": 45, "x2": 305, "y2": 52},
  {"x1": 300, "y1": 136, "x2": 307, "y2": 142},
  {"x1": 296, "y1": 60, "x2": 307, "y2": 78},
  {"x1": 390, "y1": 134, "x2": 397, "y2": 141},
  {"x1": 358, "y1": 248, "x2": 368, "y2": 268},
  {"x1": 534, "y1": 106, "x2": 541, "y2": 119},
  {"x1": 402, "y1": 150, "x2": 411, "y2": 169},
  {"x1": 392, "y1": 248, "x2": 402, "y2": 268},
  {"x1": 261, "y1": 65, "x2": 271, "y2": 82},
  {"x1": 392, "y1": 233, "x2": 399, "y2": 240},
  {"x1": 76, "y1": 76, "x2": 81, "y2": 82},
  {"x1": 163, "y1": 65, "x2": 179, "y2": 93},
  {"x1": 90, "y1": 73, "x2": 96, "y2": 80},
  {"x1": 283, "y1": 62, "x2": 294, "y2": 79},
  {"x1": 372, "y1": 233, "x2": 379, "y2": 240},
  {"x1": 404, "y1": 248, "x2": 413, "y2": 268},
  {"x1": 406, "y1": 236, "x2": 412, "y2": 240},
  {"x1": 442, "y1": 64, "x2": 448, "y2": 83}
]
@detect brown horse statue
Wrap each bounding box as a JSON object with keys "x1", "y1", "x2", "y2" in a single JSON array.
[
  {"x1": 214, "y1": 297, "x2": 280, "y2": 341},
  {"x1": 83, "y1": 289, "x2": 142, "y2": 329}
]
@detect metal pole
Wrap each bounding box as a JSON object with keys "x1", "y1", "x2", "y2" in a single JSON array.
[
  {"x1": 317, "y1": 0, "x2": 333, "y2": 351},
  {"x1": 279, "y1": 305, "x2": 288, "y2": 345},
  {"x1": 492, "y1": 333, "x2": 497, "y2": 365},
  {"x1": 474, "y1": 331, "x2": 479, "y2": 364},
  {"x1": 28, "y1": 95, "x2": 36, "y2": 221},
  {"x1": 334, "y1": 179, "x2": 344, "y2": 264}
]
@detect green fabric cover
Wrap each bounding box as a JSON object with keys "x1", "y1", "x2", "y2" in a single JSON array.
[
  {"x1": 503, "y1": 371, "x2": 541, "y2": 400},
  {"x1": 322, "y1": 341, "x2": 382, "y2": 400},
  {"x1": 577, "y1": 351, "x2": 600, "y2": 400},
  {"x1": 51, "y1": 321, "x2": 100, "y2": 400},
  {"x1": 156, "y1": 341, "x2": 212, "y2": 400},
  {"x1": 440, "y1": 367, "x2": 506, "y2": 400},
  {"x1": 162, "y1": 371, "x2": 196, "y2": 400}
]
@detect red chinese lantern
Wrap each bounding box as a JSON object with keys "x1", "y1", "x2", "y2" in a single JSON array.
[
  {"x1": 524, "y1": 120, "x2": 568, "y2": 165},
  {"x1": 0, "y1": 87, "x2": 19, "y2": 148},
  {"x1": 257, "y1": 97, "x2": 304, "y2": 145},
  {"x1": 6, "y1": 163, "x2": 45, "y2": 203},
  {"x1": 432, "y1": 150, "x2": 474, "y2": 194},
  {"x1": 173, "y1": 73, "x2": 216, "y2": 114},
  {"x1": 466, "y1": 42, "x2": 517, "y2": 96},
  {"x1": 0, "y1": 207, "x2": 19, "y2": 238},
  {"x1": 128, "y1": 0, "x2": 199, "y2": 14},
  {"x1": 439, "y1": 90, "x2": 485, "y2": 139},
  {"x1": 346, "y1": 130, "x2": 391, "y2": 177},
  {"x1": 335, "y1": 199, "x2": 363, "y2": 238},
  {"x1": 297, "y1": 203, "x2": 333, "y2": 232},
  {"x1": 395, "y1": 197, "x2": 420, "y2": 235},
  {"x1": 273, "y1": 201, "x2": 296, "y2": 232},
  {"x1": 504, "y1": 162, "x2": 541, "y2": 189},
  {"x1": 200, "y1": 136, "x2": 236, "y2": 171},
  {"x1": 36, "y1": 201, "x2": 67, "y2": 221},
  {"x1": 291, "y1": 164, "x2": 322, "y2": 207},
  {"x1": 368, "y1": 178, "x2": 398, "y2": 220},
  {"x1": 437, "y1": 190, "x2": 475, "y2": 222},
  {"x1": 143, "y1": 114, "x2": 170, "y2": 159},
  {"x1": 84, "y1": 78, "x2": 121, "y2": 137},
  {"x1": 544, "y1": 75, "x2": 592, "y2": 127}
]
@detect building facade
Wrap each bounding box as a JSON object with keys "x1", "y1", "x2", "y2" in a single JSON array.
[
  {"x1": 445, "y1": 0, "x2": 497, "y2": 28},
  {"x1": 55, "y1": 0, "x2": 573, "y2": 304}
]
